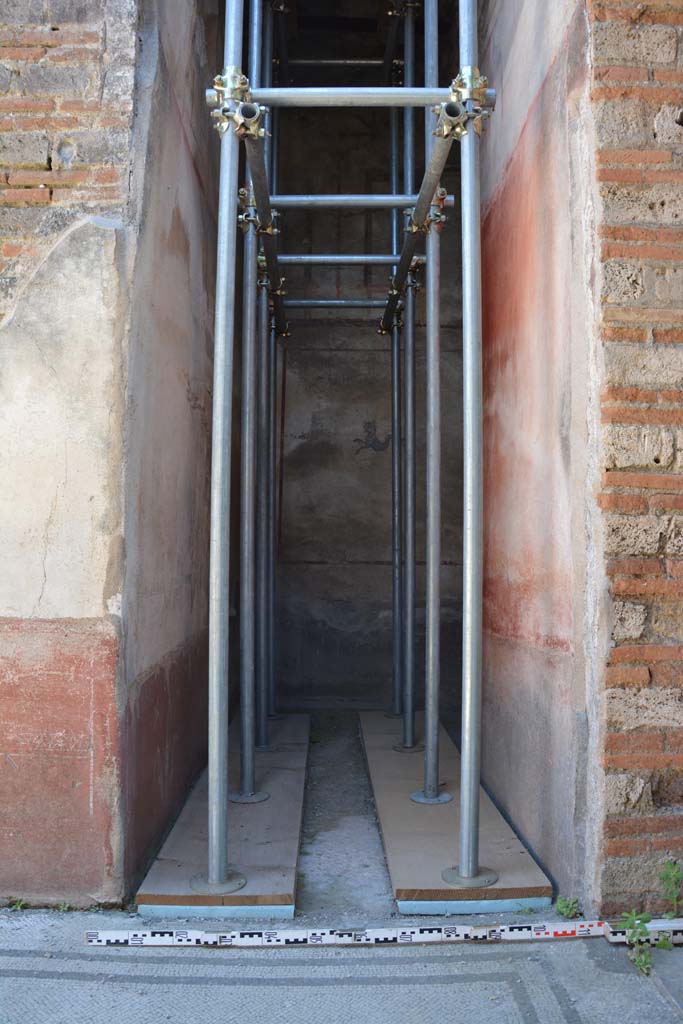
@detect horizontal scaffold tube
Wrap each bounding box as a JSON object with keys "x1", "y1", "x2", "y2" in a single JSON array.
[
  {"x1": 380, "y1": 101, "x2": 465, "y2": 333},
  {"x1": 269, "y1": 194, "x2": 454, "y2": 209},
  {"x1": 251, "y1": 86, "x2": 452, "y2": 107},
  {"x1": 279, "y1": 253, "x2": 404, "y2": 265},
  {"x1": 289, "y1": 58, "x2": 389, "y2": 67},
  {"x1": 284, "y1": 298, "x2": 387, "y2": 308},
  {"x1": 239, "y1": 104, "x2": 288, "y2": 335}
]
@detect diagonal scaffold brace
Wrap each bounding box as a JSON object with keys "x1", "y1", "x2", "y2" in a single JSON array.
[
  {"x1": 378, "y1": 79, "x2": 495, "y2": 335},
  {"x1": 206, "y1": 83, "x2": 289, "y2": 337}
]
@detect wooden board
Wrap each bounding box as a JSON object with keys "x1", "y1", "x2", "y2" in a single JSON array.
[
  {"x1": 360, "y1": 712, "x2": 552, "y2": 904},
  {"x1": 136, "y1": 714, "x2": 309, "y2": 908}
]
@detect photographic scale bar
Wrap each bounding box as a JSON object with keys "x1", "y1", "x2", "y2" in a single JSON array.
[{"x1": 86, "y1": 919, "x2": 683, "y2": 948}]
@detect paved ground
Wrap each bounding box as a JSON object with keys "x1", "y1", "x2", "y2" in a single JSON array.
[
  {"x1": 1, "y1": 713, "x2": 681, "y2": 1022},
  {"x1": 1, "y1": 909, "x2": 682, "y2": 1024}
]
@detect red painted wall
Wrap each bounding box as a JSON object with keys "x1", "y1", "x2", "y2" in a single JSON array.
[
  {"x1": 0, "y1": 619, "x2": 122, "y2": 904},
  {"x1": 479, "y1": 7, "x2": 592, "y2": 895}
]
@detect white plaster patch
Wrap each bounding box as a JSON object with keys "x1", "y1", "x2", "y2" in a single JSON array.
[{"x1": 0, "y1": 221, "x2": 124, "y2": 619}]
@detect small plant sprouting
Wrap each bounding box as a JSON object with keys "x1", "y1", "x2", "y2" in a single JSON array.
[
  {"x1": 660, "y1": 860, "x2": 683, "y2": 919},
  {"x1": 556, "y1": 896, "x2": 580, "y2": 920},
  {"x1": 622, "y1": 909, "x2": 653, "y2": 974},
  {"x1": 620, "y1": 910, "x2": 672, "y2": 974},
  {"x1": 516, "y1": 904, "x2": 534, "y2": 915},
  {"x1": 9, "y1": 899, "x2": 25, "y2": 912},
  {"x1": 57, "y1": 902, "x2": 70, "y2": 912}
]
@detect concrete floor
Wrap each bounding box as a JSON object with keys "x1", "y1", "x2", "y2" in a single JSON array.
[{"x1": 1, "y1": 712, "x2": 681, "y2": 1022}]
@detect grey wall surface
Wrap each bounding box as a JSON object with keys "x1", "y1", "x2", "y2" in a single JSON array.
[{"x1": 274, "y1": 95, "x2": 464, "y2": 711}]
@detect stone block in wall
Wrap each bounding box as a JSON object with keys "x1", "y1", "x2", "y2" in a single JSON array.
[
  {"x1": 594, "y1": 99, "x2": 653, "y2": 149},
  {"x1": 651, "y1": 264, "x2": 683, "y2": 305},
  {"x1": 592, "y1": 21, "x2": 679, "y2": 65},
  {"x1": 653, "y1": 105, "x2": 683, "y2": 148},
  {"x1": 101, "y1": 63, "x2": 135, "y2": 105},
  {"x1": 602, "y1": 260, "x2": 645, "y2": 304},
  {"x1": 603, "y1": 424, "x2": 675, "y2": 470},
  {"x1": 605, "y1": 344, "x2": 683, "y2": 389},
  {"x1": 653, "y1": 768, "x2": 683, "y2": 806},
  {"x1": 606, "y1": 686, "x2": 683, "y2": 729},
  {"x1": 613, "y1": 599, "x2": 647, "y2": 642},
  {"x1": 50, "y1": 128, "x2": 130, "y2": 166},
  {"x1": 0, "y1": 0, "x2": 45, "y2": 22},
  {"x1": 600, "y1": 182, "x2": 683, "y2": 226},
  {"x1": 604, "y1": 514, "x2": 668, "y2": 556},
  {"x1": 47, "y1": 0, "x2": 99, "y2": 23},
  {"x1": 0, "y1": 130, "x2": 49, "y2": 167},
  {"x1": 8, "y1": 62, "x2": 100, "y2": 98},
  {"x1": 602, "y1": 851, "x2": 675, "y2": 902},
  {"x1": 666, "y1": 516, "x2": 683, "y2": 556},
  {"x1": 605, "y1": 772, "x2": 654, "y2": 816},
  {"x1": 651, "y1": 601, "x2": 683, "y2": 642}
]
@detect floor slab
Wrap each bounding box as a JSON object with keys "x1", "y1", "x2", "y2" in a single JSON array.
[
  {"x1": 359, "y1": 712, "x2": 552, "y2": 912},
  {"x1": 136, "y1": 714, "x2": 310, "y2": 917}
]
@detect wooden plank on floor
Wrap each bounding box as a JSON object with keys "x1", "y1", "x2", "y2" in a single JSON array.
[
  {"x1": 136, "y1": 714, "x2": 310, "y2": 907},
  {"x1": 359, "y1": 711, "x2": 552, "y2": 903}
]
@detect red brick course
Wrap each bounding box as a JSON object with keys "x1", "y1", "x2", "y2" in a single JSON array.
[{"x1": 0, "y1": 15, "x2": 132, "y2": 319}]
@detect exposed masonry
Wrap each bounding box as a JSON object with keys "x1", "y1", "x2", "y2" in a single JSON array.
[
  {"x1": 589, "y1": 0, "x2": 683, "y2": 914},
  {"x1": 0, "y1": 9, "x2": 135, "y2": 321}
]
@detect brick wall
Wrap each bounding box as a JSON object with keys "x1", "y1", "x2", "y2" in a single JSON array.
[
  {"x1": 0, "y1": 9, "x2": 134, "y2": 320},
  {"x1": 590, "y1": 0, "x2": 683, "y2": 913}
]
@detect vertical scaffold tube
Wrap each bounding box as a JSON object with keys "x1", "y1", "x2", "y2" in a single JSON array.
[
  {"x1": 412, "y1": 0, "x2": 451, "y2": 805},
  {"x1": 263, "y1": 3, "x2": 273, "y2": 174},
  {"x1": 442, "y1": 0, "x2": 497, "y2": 889},
  {"x1": 234, "y1": 0, "x2": 269, "y2": 805},
  {"x1": 207, "y1": 0, "x2": 247, "y2": 888},
  {"x1": 256, "y1": 285, "x2": 270, "y2": 748},
  {"x1": 390, "y1": 102, "x2": 403, "y2": 718},
  {"x1": 267, "y1": 319, "x2": 278, "y2": 717},
  {"x1": 236, "y1": 220, "x2": 261, "y2": 799},
  {"x1": 401, "y1": 0, "x2": 416, "y2": 750},
  {"x1": 402, "y1": 279, "x2": 416, "y2": 749},
  {"x1": 391, "y1": 318, "x2": 403, "y2": 717},
  {"x1": 267, "y1": 74, "x2": 280, "y2": 718},
  {"x1": 457, "y1": 0, "x2": 490, "y2": 881},
  {"x1": 255, "y1": 0, "x2": 272, "y2": 740}
]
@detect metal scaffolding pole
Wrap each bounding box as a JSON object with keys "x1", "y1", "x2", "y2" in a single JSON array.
[
  {"x1": 235, "y1": 217, "x2": 269, "y2": 802},
  {"x1": 284, "y1": 298, "x2": 387, "y2": 308},
  {"x1": 256, "y1": 285, "x2": 271, "y2": 749},
  {"x1": 272, "y1": 1, "x2": 290, "y2": 85},
  {"x1": 263, "y1": 2, "x2": 273, "y2": 173},
  {"x1": 289, "y1": 58, "x2": 387, "y2": 68},
  {"x1": 240, "y1": 107, "x2": 288, "y2": 336},
  {"x1": 379, "y1": 100, "x2": 465, "y2": 334},
  {"x1": 267, "y1": 318, "x2": 278, "y2": 718},
  {"x1": 400, "y1": 0, "x2": 418, "y2": 752},
  {"x1": 400, "y1": 278, "x2": 417, "y2": 750},
  {"x1": 391, "y1": 317, "x2": 403, "y2": 717},
  {"x1": 204, "y1": 0, "x2": 247, "y2": 892},
  {"x1": 234, "y1": 0, "x2": 269, "y2": 805},
  {"x1": 389, "y1": 95, "x2": 403, "y2": 718},
  {"x1": 269, "y1": 193, "x2": 455, "y2": 209},
  {"x1": 251, "y1": 86, "x2": 451, "y2": 106},
  {"x1": 267, "y1": 90, "x2": 280, "y2": 720},
  {"x1": 412, "y1": 0, "x2": 451, "y2": 806},
  {"x1": 442, "y1": 0, "x2": 498, "y2": 888},
  {"x1": 382, "y1": 2, "x2": 405, "y2": 84},
  {"x1": 279, "y1": 253, "x2": 403, "y2": 265}
]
